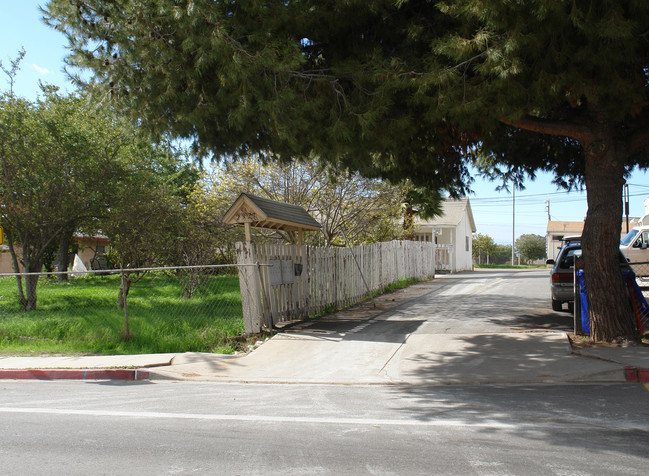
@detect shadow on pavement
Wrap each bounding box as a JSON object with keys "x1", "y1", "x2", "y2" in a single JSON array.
[
  {"x1": 386, "y1": 382, "x2": 649, "y2": 462},
  {"x1": 297, "y1": 319, "x2": 426, "y2": 344},
  {"x1": 397, "y1": 332, "x2": 576, "y2": 383}
]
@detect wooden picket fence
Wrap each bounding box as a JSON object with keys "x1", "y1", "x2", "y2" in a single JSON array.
[{"x1": 236, "y1": 240, "x2": 436, "y2": 333}]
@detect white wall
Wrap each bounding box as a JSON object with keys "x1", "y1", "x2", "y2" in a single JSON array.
[{"x1": 547, "y1": 235, "x2": 564, "y2": 262}]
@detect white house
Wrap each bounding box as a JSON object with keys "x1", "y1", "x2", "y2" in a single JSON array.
[{"x1": 412, "y1": 197, "x2": 476, "y2": 272}]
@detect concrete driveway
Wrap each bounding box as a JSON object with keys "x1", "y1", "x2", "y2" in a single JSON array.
[{"x1": 151, "y1": 269, "x2": 640, "y2": 384}]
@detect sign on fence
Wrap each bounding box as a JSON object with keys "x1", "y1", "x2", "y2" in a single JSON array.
[{"x1": 269, "y1": 259, "x2": 294, "y2": 286}]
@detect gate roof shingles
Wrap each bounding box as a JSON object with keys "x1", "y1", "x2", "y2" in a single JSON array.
[{"x1": 223, "y1": 193, "x2": 321, "y2": 232}]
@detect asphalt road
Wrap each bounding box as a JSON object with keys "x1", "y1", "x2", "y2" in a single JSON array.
[
  {"x1": 2, "y1": 269, "x2": 648, "y2": 475},
  {"x1": 1, "y1": 381, "x2": 648, "y2": 475}
]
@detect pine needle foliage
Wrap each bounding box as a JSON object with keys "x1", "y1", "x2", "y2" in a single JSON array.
[{"x1": 44, "y1": 1, "x2": 649, "y2": 342}]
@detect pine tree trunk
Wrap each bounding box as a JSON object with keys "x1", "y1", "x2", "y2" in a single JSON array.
[{"x1": 581, "y1": 136, "x2": 636, "y2": 342}]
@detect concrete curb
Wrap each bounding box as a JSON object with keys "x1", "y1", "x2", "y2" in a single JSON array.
[
  {"x1": 0, "y1": 368, "x2": 150, "y2": 381},
  {"x1": 0, "y1": 365, "x2": 640, "y2": 384}
]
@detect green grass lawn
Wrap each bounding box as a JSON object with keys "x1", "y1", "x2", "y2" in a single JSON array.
[{"x1": 0, "y1": 272, "x2": 246, "y2": 355}]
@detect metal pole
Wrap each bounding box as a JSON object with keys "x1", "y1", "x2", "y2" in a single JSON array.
[
  {"x1": 512, "y1": 182, "x2": 516, "y2": 265},
  {"x1": 624, "y1": 183, "x2": 630, "y2": 233}
]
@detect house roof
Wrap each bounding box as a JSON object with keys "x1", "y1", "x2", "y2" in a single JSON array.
[
  {"x1": 546, "y1": 221, "x2": 585, "y2": 235},
  {"x1": 222, "y1": 193, "x2": 321, "y2": 232},
  {"x1": 547, "y1": 219, "x2": 643, "y2": 237},
  {"x1": 415, "y1": 197, "x2": 476, "y2": 232}
]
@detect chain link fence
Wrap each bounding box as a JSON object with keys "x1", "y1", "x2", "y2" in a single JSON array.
[
  {"x1": 630, "y1": 261, "x2": 649, "y2": 278},
  {"x1": 0, "y1": 265, "x2": 253, "y2": 355},
  {"x1": 630, "y1": 263, "x2": 649, "y2": 334}
]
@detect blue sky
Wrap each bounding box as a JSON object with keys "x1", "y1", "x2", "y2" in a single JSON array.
[{"x1": 2, "y1": 1, "x2": 649, "y2": 244}]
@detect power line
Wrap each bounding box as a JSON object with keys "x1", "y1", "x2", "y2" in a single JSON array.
[{"x1": 470, "y1": 190, "x2": 647, "y2": 206}]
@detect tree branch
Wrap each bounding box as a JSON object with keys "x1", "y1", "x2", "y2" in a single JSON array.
[
  {"x1": 629, "y1": 126, "x2": 649, "y2": 155},
  {"x1": 500, "y1": 115, "x2": 592, "y2": 143}
]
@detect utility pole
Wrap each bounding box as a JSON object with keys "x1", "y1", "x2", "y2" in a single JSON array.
[
  {"x1": 545, "y1": 199, "x2": 550, "y2": 221},
  {"x1": 623, "y1": 183, "x2": 630, "y2": 233}
]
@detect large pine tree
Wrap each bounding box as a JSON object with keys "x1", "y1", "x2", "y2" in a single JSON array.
[{"x1": 45, "y1": 0, "x2": 649, "y2": 341}]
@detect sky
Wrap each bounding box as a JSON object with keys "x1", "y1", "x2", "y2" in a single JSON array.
[{"x1": 2, "y1": 1, "x2": 649, "y2": 245}]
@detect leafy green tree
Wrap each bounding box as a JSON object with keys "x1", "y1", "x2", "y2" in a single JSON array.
[
  {"x1": 472, "y1": 234, "x2": 497, "y2": 265},
  {"x1": 44, "y1": 1, "x2": 649, "y2": 341},
  {"x1": 0, "y1": 89, "x2": 135, "y2": 309},
  {"x1": 515, "y1": 234, "x2": 546, "y2": 264},
  {"x1": 491, "y1": 244, "x2": 513, "y2": 266},
  {"x1": 105, "y1": 167, "x2": 183, "y2": 304}
]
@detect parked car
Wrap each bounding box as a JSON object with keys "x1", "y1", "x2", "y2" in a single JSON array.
[
  {"x1": 620, "y1": 225, "x2": 649, "y2": 276},
  {"x1": 546, "y1": 238, "x2": 631, "y2": 312}
]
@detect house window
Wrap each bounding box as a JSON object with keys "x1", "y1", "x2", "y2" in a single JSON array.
[{"x1": 465, "y1": 236, "x2": 469, "y2": 251}]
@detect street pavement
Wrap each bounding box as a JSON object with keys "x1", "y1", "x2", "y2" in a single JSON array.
[{"x1": 1, "y1": 269, "x2": 649, "y2": 384}]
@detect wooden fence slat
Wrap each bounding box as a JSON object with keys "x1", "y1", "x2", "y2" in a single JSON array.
[{"x1": 236, "y1": 240, "x2": 436, "y2": 332}]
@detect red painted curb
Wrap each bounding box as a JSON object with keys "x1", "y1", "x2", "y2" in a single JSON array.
[
  {"x1": 623, "y1": 366, "x2": 649, "y2": 383},
  {"x1": 0, "y1": 369, "x2": 149, "y2": 381},
  {"x1": 624, "y1": 366, "x2": 638, "y2": 382},
  {"x1": 638, "y1": 369, "x2": 649, "y2": 383}
]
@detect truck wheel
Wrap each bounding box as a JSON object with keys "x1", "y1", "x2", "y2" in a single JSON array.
[{"x1": 552, "y1": 299, "x2": 562, "y2": 312}]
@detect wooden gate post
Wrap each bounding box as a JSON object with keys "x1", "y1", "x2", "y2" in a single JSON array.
[{"x1": 236, "y1": 241, "x2": 264, "y2": 334}]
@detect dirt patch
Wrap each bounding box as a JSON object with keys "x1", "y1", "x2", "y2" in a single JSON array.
[{"x1": 568, "y1": 333, "x2": 649, "y2": 350}]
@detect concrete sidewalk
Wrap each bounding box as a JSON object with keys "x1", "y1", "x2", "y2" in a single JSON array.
[
  {"x1": 143, "y1": 331, "x2": 649, "y2": 384},
  {"x1": 1, "y1": 330, "x2": 648, "y2": 384}
]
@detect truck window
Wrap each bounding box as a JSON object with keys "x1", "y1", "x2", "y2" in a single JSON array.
[
  {"x1": 621, "y1": 229, "x2": 639, "y2": 247},
  {"x1": 631, "y1": 231, "x2": 649, "y2": 248}
]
